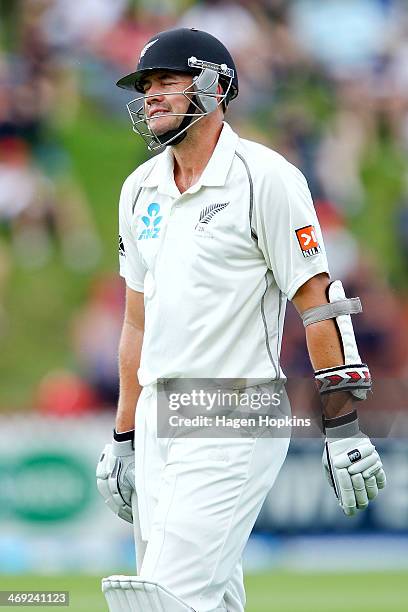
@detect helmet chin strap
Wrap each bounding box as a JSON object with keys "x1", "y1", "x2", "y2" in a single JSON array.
[{"x1": 155, "y1": 101, "x2": 197, "y2": 146}]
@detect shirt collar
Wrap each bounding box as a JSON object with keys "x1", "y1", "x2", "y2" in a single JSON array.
[
  {"x1": 142, "y1": 147, "x2": 177, "y2": 197},
  {"x1": 141, "y1": 121, "x2": 239, "y2": 196},
  {"x1": 199, "y1": 121, "x2": 238, "y2": 187}
]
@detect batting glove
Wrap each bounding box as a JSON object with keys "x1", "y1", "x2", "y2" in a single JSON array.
[
  {"x1": 322, "y1": 412, "x2": 386, "y2": 516},
  {"x1": 96, "y1": 429, "x2": 135, "y2": 524}
]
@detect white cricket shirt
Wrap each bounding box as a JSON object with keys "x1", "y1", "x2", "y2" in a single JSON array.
[{"x1": 119, "y1": 122, "x2": 329, "y2": 385}]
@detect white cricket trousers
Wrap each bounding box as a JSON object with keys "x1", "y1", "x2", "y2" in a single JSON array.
[{"x1": 133, "y1": 385, "x2": 289, "y2": 612}]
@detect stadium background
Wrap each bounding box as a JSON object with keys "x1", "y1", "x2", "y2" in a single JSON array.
[{"x1": 0, "y1": 1, "x2": 407, "y2": 610}]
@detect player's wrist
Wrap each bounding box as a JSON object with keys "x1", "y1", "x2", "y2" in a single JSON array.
[
  {"x1": 324, "y1": 409, "x2": 360, "y2": 439},
  {"x1": 113, "y1": 428, "x2": 135, "y2": 442},
  {"x1": 112, "y1": 428, "x2": 135, "y2": 455}
]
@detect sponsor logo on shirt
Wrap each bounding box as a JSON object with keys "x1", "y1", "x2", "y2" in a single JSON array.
[
  {"x1": 138, "y1": 203, "x2": 162, "y2": 240},
  {"x1": 295, "y1": 225, "x2": 321, "y2": 258}
]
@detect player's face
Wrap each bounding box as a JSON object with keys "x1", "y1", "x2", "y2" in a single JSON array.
[{"x1": 142, "y1": 71, "x2": 194, "y2": 136}]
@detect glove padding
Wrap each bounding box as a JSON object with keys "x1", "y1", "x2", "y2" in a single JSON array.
[
  {"x1": 323, "y1": 433, "x2": 386, "y2": 516},
  {"x1": 96, "y1": 437, "x2": 135, "y2": 524}
]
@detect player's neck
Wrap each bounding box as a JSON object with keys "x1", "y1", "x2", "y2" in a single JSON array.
[{"x1": 171, "y1": 118, "x2": 223, "y2": 194}]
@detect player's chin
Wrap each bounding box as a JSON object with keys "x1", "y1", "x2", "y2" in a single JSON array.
[{"x1": 148, "y1": 115, "x2": 181, "y2": 136}]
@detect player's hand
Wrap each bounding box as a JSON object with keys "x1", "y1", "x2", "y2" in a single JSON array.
[
  {"x1": 96, "y1": 434, "x2": 135, "y2": 524},
  {"x1": 323, "y1": 432, "x2": 386, "y2": 516}
]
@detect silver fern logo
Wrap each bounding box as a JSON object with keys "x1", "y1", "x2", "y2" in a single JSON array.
[
  {"x1": 140, "y1": 38, "x2": 158, "y2": 59},
  {"x1": 196, "y1": 202, "x2": 230, "y2": 228}
]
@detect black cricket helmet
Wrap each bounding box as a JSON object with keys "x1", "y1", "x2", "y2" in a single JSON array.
[{"x1": 116, "y1": 28, "x2": 239, "y2": 150}]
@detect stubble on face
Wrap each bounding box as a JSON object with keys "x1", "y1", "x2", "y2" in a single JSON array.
[{"x1": 146, "y1": 107, "x2": 186, "y2": 136}]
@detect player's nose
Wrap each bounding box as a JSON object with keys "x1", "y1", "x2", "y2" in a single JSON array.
[{"x1": 145, "y1": 84, "x2": 165, "y2": 104}]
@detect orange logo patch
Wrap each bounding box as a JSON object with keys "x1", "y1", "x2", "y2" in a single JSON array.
[{"x1": 295, "y1": 225, "x2": 321, "y2": 258}]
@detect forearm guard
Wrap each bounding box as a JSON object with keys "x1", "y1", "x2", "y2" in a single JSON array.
[{"x1": 302, "y1": 280, "x2": 371, "y2": 400}]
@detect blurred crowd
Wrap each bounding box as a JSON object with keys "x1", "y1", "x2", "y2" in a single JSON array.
[{"x1": 1, "y1": 0, "x2": 408, "y2": 414}]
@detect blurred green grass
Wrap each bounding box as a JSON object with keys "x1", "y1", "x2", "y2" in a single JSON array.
[
  {"x1": 0, "y1": 105, "x2": 146, "y2": 409},
  {"x1": 1, "y1": 572, "x2": 407, "y2": 611}
]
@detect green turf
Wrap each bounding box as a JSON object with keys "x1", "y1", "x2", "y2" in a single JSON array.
[
  {"x1": 0, "y1": 572, "x2": 407, "y2": 611},
  {"x1": 0, "y1": 103, "x2": 146, "y2": 408}
]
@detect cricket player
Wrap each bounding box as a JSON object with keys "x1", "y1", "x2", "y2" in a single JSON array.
[{"x1": 96, "y1": 28, "x2": 386, "y2": 612}]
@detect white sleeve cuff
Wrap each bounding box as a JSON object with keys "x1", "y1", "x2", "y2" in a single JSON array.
[
  {"x1": 285, "y1": 265, "x2": 330, "y2": 301},
  {"x1": 119, "y1": 272, "x2": 144, "y2": 293}
]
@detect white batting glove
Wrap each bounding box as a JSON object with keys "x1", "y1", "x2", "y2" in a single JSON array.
[
  {"x1": 322, "y1": 413, "x2": 386, "y2": 516},
  {"x1": 96, "y1": 430, "x2": 135, "y2": 524}
]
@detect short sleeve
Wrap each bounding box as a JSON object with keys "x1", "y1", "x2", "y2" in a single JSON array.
[
  {"x1": 119, "y1": 177, "x2": 146, "y2": 293},
  {"x1": 252, "y1": 159, "x2": 330, "y2": 300}
]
